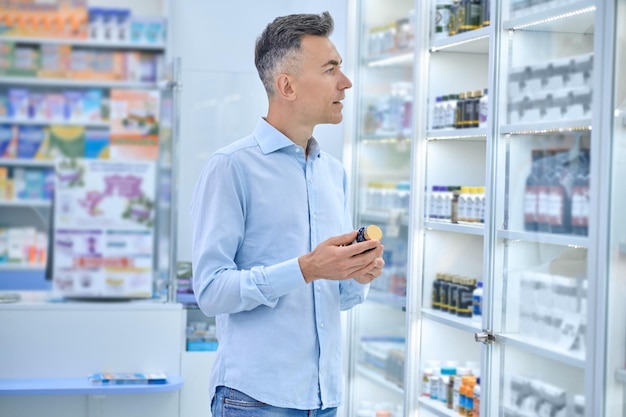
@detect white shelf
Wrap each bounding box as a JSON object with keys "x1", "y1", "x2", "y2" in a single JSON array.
[
  {"x1": 0, "y1": 77, "x2": 158, "y2": 89},
  {"x1": 0, "y1": 376, "x2": 183, "y2": 396},
  {"x1": 497, "y1": 332, "x2": 585, "y2": 368},
  {"x1": 497, "y1": 229, "x2": 588, "y2": 247},
  {"x1": 0, "y1": 118, "x2": 109, "y2": 128},
  {"x1": 0, "y1": 264, "x2": 45, "y2": 271},
  {"x1": 430, "y1": 26, "x2": 491, "y2": 54},
  {"x1": 360, "y1": 130, "x2": 412, "y2": 142},
  {"x1": 503, "y1": 1, "x2": 596, "y2": 33},
  {"x1": 356, "y1": 364, "x2": 403, "y2": 395},
  {"x1": 0, "y1": 199, "x2": 51, "y2": 208},
  {"x1": 418, "y1": 397, "x2": 459, "y2": 417},
  {"x1": 424, "y1": 221, "x2": 485, "y2": 236},
  {"x1": 364, "y1": 49, "x2": 414, "y2": 68},
  {"x1": 426, "y1": 128, "x2": 488, "y2": 141},
  {"x1": 421, "y1": 308, "x2": 482, "y2": 334},
  {"x1": 500, "y1": 118, "x2": 593, "y2": 135},
  {"x1": 0, "y1": 35, "x2": 166, "y2": 51},
  {"x1": 0, "y1": 158, "x2": 55, "y2": 168}
]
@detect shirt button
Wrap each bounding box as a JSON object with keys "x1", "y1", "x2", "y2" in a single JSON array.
[
  {"x1": 316, "y1": 286, "x2": 321, "y2": 291},
  {"x1": 313, "y1": 214, "x2": 317, "y2": 219},
  {"x1": 320, "y1": 322, "x2": 325, "y2": 328},
  {"x1": 309, "y1": 179, "x2": 313, "y2": 184}
]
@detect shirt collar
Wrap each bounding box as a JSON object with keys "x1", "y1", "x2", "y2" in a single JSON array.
[{"x1": 253, "y1": 118, "x2": 321, "y2": 158}]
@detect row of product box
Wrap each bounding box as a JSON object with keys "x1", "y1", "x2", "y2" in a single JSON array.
[
  {"x1": 508, "y1": 53, "x2": 593, "y2": 96},
  {"x1": 432, "y1": 272, "x2": 483, "y2": 321},
  {"x1": 432, "y1": 0, "x2": 490, "y2": 41},
  {"x1": 0, "y1": 41, "x2": 162, "y2": 82},
  {"x1": 359, "y1": 336, "x2": 406, "y2": 388},
  {"x1": 508, "y1": 374, "x2": 584, "y2": 417},
  {"x1": 0, "y1": 226, "x2": 47, "y2": 266},
  {"x1": 508, "y1": 86, "x2": 592, "y2": 125},
  {"x1": 430, "y1": 88, "x2": 488, "y2": 130},
  {"x1": 517, "y1": 270, "x2": 587, "y2": 355},
  {"x1": 367, "y1": 10, "x2": 415, "y2": 57},
  {"x1": 1, "y1": 88, "x2": 107, "y2": 122},
  {"x1": 0, "y1": 166, "x2": 53, "y2": 201},
  {"x1": 0, "y1": 125, "x2": 109, "y2": 160},
  {"x1": 0, "y1": 3, "x2": 165, "y2": 45}
]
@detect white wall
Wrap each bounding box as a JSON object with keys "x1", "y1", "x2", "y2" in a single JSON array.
[{"x1": 169, "y1": 1, "x2": 350, "y2": 262}]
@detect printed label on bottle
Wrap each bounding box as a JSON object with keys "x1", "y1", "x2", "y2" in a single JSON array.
[{"x1": 524, "y1": 186, "x2": 539, "y2": 222}]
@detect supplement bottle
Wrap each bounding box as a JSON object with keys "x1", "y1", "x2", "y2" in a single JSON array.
[
  {"x1": 473, "y1": 378, "x2": 481, "y2": 417},
  {"x1": 479, "y1": 88, "x2": 488, "y2": 127},
  {"x1": 463, "y1": 91, "x2": 474, "y2": 128},
  {"x1": 455, "y1": 92, "x2": 466, "y2": 129},
  {"x1": 451, "y1": 188, "x2": 460, "y2": 223},
  {"x1": 422, "y1": 367, "x2": 434, "y2": 397},
  {"x1": 471, "y1": 90, "x2": 481, "y2": 128},
  {"x1": 432, "y1": 273, "x2": 443, "y2": 310},
  {"x1": 472, "y1": 281, "x2": 483, "y2": 324},
  {"x1": 352, "y1": 225, "x2": 383, "y2": 245}
]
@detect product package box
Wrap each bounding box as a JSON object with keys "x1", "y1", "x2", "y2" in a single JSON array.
[
  {"x1": 63, "y1": 90, "x2": 84, "y2": 122},
  {"x1": 0, "y1": 124, "x2": 18, "y2": 158},
  {"x1": 109, "y1": 89, "x2": 160, "y2": 160},
  {"x1": 84, "y1": 128, "x2": 109, "y2": 159},
  {"x1": 82, "y1": 89, "x2": 104, "y2": 121},
  {"x1": 10, "y1": 45, "x2": 39, "y2": 77},
  {"x1": 38, "y1": 44, "x2": 72, "y2": 78},
  {"x1": 8, "y1": 89, "x2": 29, "y2": 120},
  {"x1": 14, "y1": 168, "x2": 47, "y2": 200},
  {"x1": 0, "y1": 41, "x2": 15, "y2": 75},
  {"x1": 49, "y1": 125, "x2": 85, "y2": 158},
  {"x1": 0, "y1": 227, "x2": 7, "y2": 263},
  {"x1": 17, "y1": 126, "x2": 48, "y2": 159}
]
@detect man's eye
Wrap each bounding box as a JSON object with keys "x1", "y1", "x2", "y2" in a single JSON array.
[{"x1": 326, "y1": 67, "x2": 335, "y2": 73}]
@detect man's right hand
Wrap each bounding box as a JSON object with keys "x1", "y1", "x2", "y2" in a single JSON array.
[{"x1": 298, "y1": 231, "x2": 385, "y2": 284}]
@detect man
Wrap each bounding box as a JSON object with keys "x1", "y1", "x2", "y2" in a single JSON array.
[{"x1": 190, "y1": 11, "x2": 385, "y2": 417}]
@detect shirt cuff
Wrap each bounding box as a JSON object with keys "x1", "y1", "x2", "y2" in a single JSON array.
[{"x1": 263, "y1": 258, "x2": 308, "y2": 298}]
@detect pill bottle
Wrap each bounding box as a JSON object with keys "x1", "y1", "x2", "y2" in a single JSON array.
[
  {"x1": 352, "y1": 225, "x2": 383, "y2": 244},
  {"x1": 472, "y1": 281, "x2": 483, "y2": 323}
]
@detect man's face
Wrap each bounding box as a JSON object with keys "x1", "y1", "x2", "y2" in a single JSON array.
[{"x1": 290, "y1": 35, "x2": 352, "y2": 126}]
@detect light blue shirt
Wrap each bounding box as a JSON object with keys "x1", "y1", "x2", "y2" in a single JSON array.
[{"x1": 190, "y1": 118, "x2": 369, "y2": 410}]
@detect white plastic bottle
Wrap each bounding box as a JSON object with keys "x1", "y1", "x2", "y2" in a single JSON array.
[
  {"x1": 472, "y1": 281, "x2": 483, "y2": 323},
  {"x1": 457, "y1": 186, "x2": 470, "y2": 223}
]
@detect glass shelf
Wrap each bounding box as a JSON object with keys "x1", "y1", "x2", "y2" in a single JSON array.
[
  {"x1": 426, "y1": 127, "x2": 488, "y2": 141},
  {"x1": 501, "y1": 119, "x2": 593, "y2": 136},
  {"x1": 0, "y1": 35, "x2": 166, "y2": 51},
  {"x1": 356, "y1": 365, "x2": 403, "y2": 395},
  {"x1": 498, "y1": 333, "x2": 585, "y2": 368},
  {"x1": 0, "y1": 118, "x2": 109, "y2": 128},
  {"x1": 424, "y1": 221, "x2": 485, "y2": 236},
  {"x1": 497, "y1": 229, "x2": 588, "y2": 247},
  {"x1": 503, "y1": 1, "x2": 596, "y2": 32},
  {"x1": 430, "y1": 26, "x2": 491, "y2": 53},
  {"x1": 421, "y1": 308, "x2": 482, "y2": 334}
]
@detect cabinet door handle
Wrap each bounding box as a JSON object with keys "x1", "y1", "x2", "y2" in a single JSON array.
[{"x1": 474, "y1": 331, "x2": 496, "y2": 345}]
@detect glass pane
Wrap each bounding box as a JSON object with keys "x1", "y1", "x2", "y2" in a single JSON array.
[
  {"x1": 347, "y1": 0, "x2": 415, "y2": 416},
  {"x1": 605, "y1": 0, "x2": 626, "y2": 414},
  {"x1": 495, "y1": 3, "x2": 594, "y2": 416},
  {"x1": 417, "y1": 0, "x2": 491, "y2": 415}
]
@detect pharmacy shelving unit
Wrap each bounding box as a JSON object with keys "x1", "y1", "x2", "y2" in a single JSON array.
[
  {"x1": 399, "y1": 0, "x2": 625, "y2": 416},
  {"x1": 0, "y1": 30, "x2": 166, "y2": 288}
]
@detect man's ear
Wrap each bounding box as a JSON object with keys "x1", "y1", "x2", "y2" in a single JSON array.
[{"x1": 275, "y1": 74, "x2": 296, "y2": 101}]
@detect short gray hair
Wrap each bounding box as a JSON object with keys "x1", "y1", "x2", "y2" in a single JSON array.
[{"x1": 255, "y1": 12, "x2": 334, "y2": 96}]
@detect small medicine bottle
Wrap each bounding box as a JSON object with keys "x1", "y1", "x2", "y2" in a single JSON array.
[{"x1": 352, "y1": 225, "x2": 383, "y2": 244}]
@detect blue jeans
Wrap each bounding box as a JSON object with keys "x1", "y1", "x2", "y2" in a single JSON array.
[{"x1": 211, "y1": 386, "x2": 338, "y2": 417}]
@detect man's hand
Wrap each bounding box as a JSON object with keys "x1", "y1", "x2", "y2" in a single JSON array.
[{"x1": 298, "y1": 231, "x2": 385, "y2": 284}]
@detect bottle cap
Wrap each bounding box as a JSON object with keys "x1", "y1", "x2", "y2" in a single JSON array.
[{"x1": 365, "y1": 225, "x2": 383, "y2": 241}]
